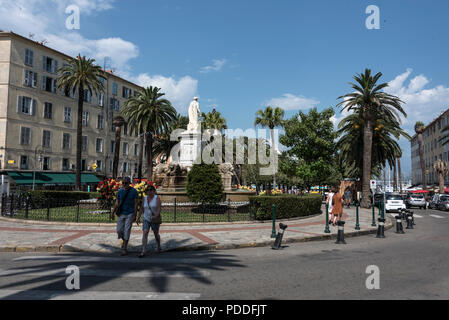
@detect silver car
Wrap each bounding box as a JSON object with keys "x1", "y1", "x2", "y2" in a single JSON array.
[{"x1": 405, "y1": 194, "x2": 427, "y2": 209}]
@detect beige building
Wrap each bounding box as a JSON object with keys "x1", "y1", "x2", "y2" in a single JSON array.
[
  {"x1": 411, "y1": 108, "x2": 449, "y2": 187},
  {"x1": 0, "y1": 31, "x2": 145, "y2": 191}
]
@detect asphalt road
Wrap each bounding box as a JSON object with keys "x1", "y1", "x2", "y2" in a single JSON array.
[{"x1": 0, "y1": 207, "x2": 448, "y2": 300}]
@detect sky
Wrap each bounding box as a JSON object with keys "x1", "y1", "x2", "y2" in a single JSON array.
[{"x1": 1, "y1": 0, "x2": 449, "y2": 178}]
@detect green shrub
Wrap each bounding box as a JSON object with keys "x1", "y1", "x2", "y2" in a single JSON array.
[
  {"x1": 26, "y1": 191, "x2": 91, "y2": 208},
  {"x1": 186, "y1": 164, "x2": 223, "y2": 204},
  {"x1": 249, "y1": 194, "x2": 322, "y2": 220}
]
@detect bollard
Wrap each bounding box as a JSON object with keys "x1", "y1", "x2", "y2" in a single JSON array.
[
  {"x1": 395, "y1": 215, "x2": 405, "y2": 234},
  {"x1": 272, "y1": 223, "x2": 288, "y2": 250},
  {"x1": 355, "y1": 203, "x2": 360, "y2": 230},
  {"x1": 406, "y1": 213, "x2": 414, "y2": 229},
  {"x1": 271, "y1": 204, "x2": 277, "y2": 238},
  {"x1": 409, "y1": 210, "x2": 416, "y2": 226},
  {"x1": 376, "y1": 218, "x2": 386, "y2": 238},
  {"x1": 324, "y1": 203, "x2": 331, "y2": 234},
  {"x1": 401, "y1": 209, "x2": 407, "y2": 221},
  {"x1": 372, "y1": 204, "x2": 377, "y2": 227},
  {"x1": 335, "y1": 220, "x2": 346, "y2": 244}
]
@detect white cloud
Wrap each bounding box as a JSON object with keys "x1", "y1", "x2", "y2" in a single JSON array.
[
  {"x1": 199, "y1": 59, "x2": 227, "y2": 73},
  {"x1": 266, "y1": 93, "x2": 320, "y2": 111},
  {"x1": 133, "y1": 74, "x2": 199, "y2": 113}
]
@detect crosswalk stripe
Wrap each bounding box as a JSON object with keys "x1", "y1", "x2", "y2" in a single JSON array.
[
  {"x1": 0, "y1": 290, "x2": 201, "y2": 300},
  {"x1": 0, "y1": 268, "x2": 210, "y2": 278},
  {"x1": 414, "y1": 214, "x2": 423, "y2": 218},
  {"x1": 12, "y1": 256, "x2": 211, "y2": 265},
  {"x1": 429, "y1": 214, "x2": 444, "y2": 219}
]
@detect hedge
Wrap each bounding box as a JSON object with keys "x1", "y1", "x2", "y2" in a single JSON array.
[
  {"x1": 249, "y1": 194, "x2": 322, "y2": 220},
  {"x1": 25, "y1": 191, "x2": 92, "y2": 208}
]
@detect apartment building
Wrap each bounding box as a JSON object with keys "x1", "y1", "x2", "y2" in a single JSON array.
[
  {"x1": 0, "y1": 31, "x2": 144, "y2": 191},
  {"x1": 410, "y1": 108, "x2": 449, "y2": 186}
]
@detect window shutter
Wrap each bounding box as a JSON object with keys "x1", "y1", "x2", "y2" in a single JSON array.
[
  {"x1": 18, "y1": 96, "x2": 23, "y2": 113},
  {"x1": 24, "y1": 70, "x2": 29, "y2": 86},
  {"x1": 53, "y1": 60, "x2": 58, "y2": 73},
  {"x1": 51, "y1": 78, "x2": 56, "y2": 93},
  {"x1": 33, "y1": 72, "x2": 38, "y2": 88},
  {"x1": 31, "y1": 99, "x2": 37, "y2": 116},
  {"x1": 42, "y1": 76, "x2": 46, "y2": 90},
  {"x1": 43, "y1": 56, "x2": 46, "y2": 71}
]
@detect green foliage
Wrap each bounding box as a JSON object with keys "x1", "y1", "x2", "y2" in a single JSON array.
[
  {"x1": 186, "y1": 164, "x2": 224, "y2": 204},
  {"x1": 26, "y1": 191, "x2": 91, "y2": 207},
  {"x1": 249, "y1": 195, "x2": 322, "y2": 220},
  {"x1": 201, "y1": 110, "x2": 227, "y2": 132}
]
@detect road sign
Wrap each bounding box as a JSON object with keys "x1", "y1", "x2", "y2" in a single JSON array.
[{"x1": 370, "y1": 180, "x2": 376, "y2": 190}]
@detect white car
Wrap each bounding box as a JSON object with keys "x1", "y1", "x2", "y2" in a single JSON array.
[{"x1": 385, "y1": 194, "x2": 406, "y2": 213}]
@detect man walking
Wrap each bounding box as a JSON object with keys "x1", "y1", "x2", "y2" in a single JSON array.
[{"x1": 111, "y1": 177, "x2": 139, "y2": 256}]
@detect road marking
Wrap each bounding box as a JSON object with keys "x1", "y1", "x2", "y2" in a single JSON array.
[
  {"x1": 413, "y1": 214, "x2": 423, "y2": 218},
  {"x1": 12, "y1": 256, "x2": 211, "y2": 265},
  {"x1": 0, "y1": 268, "x2": 210, "y2": 278},
  {"x1": 0, "y1": 290, "x2": 201, "y2": 300},
  {"x1": 429, "y1": 214, "x2": 444, "y2": 219}
]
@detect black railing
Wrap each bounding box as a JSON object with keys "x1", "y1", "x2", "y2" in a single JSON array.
[{"x1": 0, "y1": 194, "x2": 254, "y2": 224}]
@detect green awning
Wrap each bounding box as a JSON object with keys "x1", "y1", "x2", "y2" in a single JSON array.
[{"x1": 6, "y1": 172, "x2": 100, "y2": 186}]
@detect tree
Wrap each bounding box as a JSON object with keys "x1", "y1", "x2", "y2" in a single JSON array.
[
  {"x1": 415, "y1": 122, "x2": 426, "y2": 189},
  {"x1": 201, "y1": 108, "x2": 227, "y2": 134},
  {"x1": 57, "y1": 55, "x2": 105, "y2": 190},
  {"x1": 337, "y1": 69, "x2": 406, "y2": 208},
  {"x1": 186, "y1": 163, "x2": 223, "y2": 204},
  {"x1": 152, "y1": 114, "x2": 189, "y2": 163},
  {"x1": 255, "y1": 106, "x2": 285, "y2": 188},
  {"x1": 121, "y1": 86, "x2": 177, "y2": 180},
  {"x1": 433, "y1": 160, "x2": 448, "y2": 194},
  {"x1": 112, "y1": 116, "x2": 125, "y2": 179}
]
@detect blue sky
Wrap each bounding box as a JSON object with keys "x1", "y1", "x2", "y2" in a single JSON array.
[{"x1": 2, "y1": 0, "x2": 449, "y2": 178}]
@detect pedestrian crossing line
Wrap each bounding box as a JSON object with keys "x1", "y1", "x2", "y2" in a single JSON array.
[
  {"x1": 429, "y1": 214, "x2": 445, "y2": 219},
  {"x1": 0, "y1": 268, "x2": 210, "y2": 278},
  {"x1": 414, "y1": 214, "x2": 423, "y2": 218},
  {"x1": 0, "y1": 289, "x2": 201, "y2": 300},
  {"x1": 12, "y1": 256, "x2": 211, "y2": 265}
]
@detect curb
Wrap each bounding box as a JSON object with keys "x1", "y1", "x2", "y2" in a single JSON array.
[{"x1": 0, "y1": 217, "x2": 394, "y2": 253}]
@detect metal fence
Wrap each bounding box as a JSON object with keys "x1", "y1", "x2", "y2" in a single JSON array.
[{"x1": 0, "y1": 194, "x2": 255, "y2": 223}]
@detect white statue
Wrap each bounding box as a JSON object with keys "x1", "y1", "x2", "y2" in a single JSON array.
[{"x1": 187, "y1": 97, "x2": 201, "y2": 132}]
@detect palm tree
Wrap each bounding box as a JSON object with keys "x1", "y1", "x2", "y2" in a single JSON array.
[
  {"x1": 201, "y1": 108, "x2": 228, "y2": 134},
  {"x1": 433, "y1": 159, "x2": 448, "y2": 194},
  {"x1": 121, "y1": 86, "x2": 177, "y2": 180},
  {"x1": 112, "y1": 116, "x2": 125, "y2": 179},
  {"x1": 152, "y1": 114, "x2": 189, "y2": 162},
  {"x1": 397, "y1": 155, "x2": 403, "y2": 194},
  {"x1": 337, "y1": 69, "x2": 406, "y2": 208},
  {"x1": 57, "y1": 55, "x2": 105, "y2": 190},
  {"x1": 415, "y1": 122, "x2": 426, "y2": 190},
  {"x1": 254, "y1": 106, "x2": 285, "y2": 189}
]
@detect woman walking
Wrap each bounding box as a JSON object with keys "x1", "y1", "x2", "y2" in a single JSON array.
[
  {"x1": 136, "y1": 185, "x2": 162, "y2": 257},
  {"x1": 326, "y1": 188, "x2": 335, "y2": 225},
  {"x1": 331, "y1": 188, "x2": 344, "y2": 226}
]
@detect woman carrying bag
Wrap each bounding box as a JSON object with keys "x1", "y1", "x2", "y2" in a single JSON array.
[{"x1": 136, "y1": 185, "x2": 162, "y2": 257}]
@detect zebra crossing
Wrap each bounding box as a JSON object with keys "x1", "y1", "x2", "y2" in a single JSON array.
[
  {"x1": 0, "y1": 254, "x2": 208, "y2": 300},
  {"x1": 390, "y1": 212, "x2": 446, "y2": 219}
]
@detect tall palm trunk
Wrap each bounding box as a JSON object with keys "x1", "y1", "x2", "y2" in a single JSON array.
[
  {"x1": 113, "y1": 127, "x2": 122, "y2": 179},
  {"x1": 393, "y1": 160, "x2": 397, "y2": 192},
  {"x1": 138, "y1": 130, "x2": 144, "y2": 180},
  {"x1": 418, "y1": 132, "x2": 426, "y2": 189},
  {"x1": 398, "y1": 158, "x2": 403, "y2": 194},
  {"x1": 361, "y1": 118, "x2": 373, "y2": 208},
  {"x1": 75, "y1": 85, "x2": 84, "y2": 191},
  {"x1": 146, "y1": 133, "x2": 154, "y2": 181},
  {"x1": 270, "y1": 127, "x2": 277, "y2": 189},
  {"x1": 439, "y1": 172, "x2": 445, "y2": 194}
]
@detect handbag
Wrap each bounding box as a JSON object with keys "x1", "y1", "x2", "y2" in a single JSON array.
[
  {"x1": 147, "y1": 196, "x2": 162, "y2": 225},
  {"x1": 115, "y1": 189, "x2": 131, "y2": 217}
]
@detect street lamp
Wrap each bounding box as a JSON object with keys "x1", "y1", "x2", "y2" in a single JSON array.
[{"x1": 33, "y1": 146, "x2": 43, "y2": 191}]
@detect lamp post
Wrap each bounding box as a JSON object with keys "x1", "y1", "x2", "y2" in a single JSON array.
[{"x1": 33, "y1": 146, "x2": 43, "y2": 191}]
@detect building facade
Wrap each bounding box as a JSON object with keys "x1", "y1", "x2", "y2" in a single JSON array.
[
  {"x1": 411, "y1": 108, "x2": 449, "y2": 186},
  {"x1": 0, "y1": 32, "x2": 146, "y2": 191}
]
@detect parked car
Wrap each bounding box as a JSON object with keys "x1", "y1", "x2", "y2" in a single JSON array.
[
  {"x1": 385, "y1": 194, "x2": 406, "y2": 213},
  {"x1": 405, "y1": 193, "x2": 427, "y2": 209},
  {"x1": 429, "y1": 194, "x2": 449, "y2": 211}
]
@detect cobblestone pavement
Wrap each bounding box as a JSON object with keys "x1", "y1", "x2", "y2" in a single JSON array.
[{"x1": 0, "y1": 206, "x2": 391, "y2": 253}]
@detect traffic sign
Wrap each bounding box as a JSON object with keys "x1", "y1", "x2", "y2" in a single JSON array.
[{"x1": 370, "y1": 180, "x2": 377, "y2": 190}]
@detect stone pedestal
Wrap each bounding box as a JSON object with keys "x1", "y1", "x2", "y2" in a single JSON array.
[{"x1": 179, "y1": 130, "x2": 202, "y2": 168}]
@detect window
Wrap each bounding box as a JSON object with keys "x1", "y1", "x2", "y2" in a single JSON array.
[
  {"x1": 123, "y1": 143, "x2": 128, "y2": 156},
  {"x1": 42, "y1": 76, "x2": 57, "y2": 93},
  {"x1": 42, "y1": 130, "x2": 51, "y2": 148},
  {"x1": 43, "y1": 56, "x2": 58, "y2": 73},
  {"x1": 20, "y1": 127, "x2": 31, "y2": 145},
  {"x1": 110, "y1": 98, "x2": 120, "y2": 111},
  {"x1": 109, "y1": 160, "x2": 113, "y2": 173},
  {"x1": 62, "y1": 158, "x2": 70, "y2": 171},
  {"x1": 82, "y1": 111, "x2": 89, "y2": 126},
  {"x1": 18, "y1": 97, "x2": 36, "y2": 115},
  {"x1": 97, "y1": 115, "x2": 104, "y2": 129},
  {"x1": 96, "y1": 138, "x2": 103, "y2": 153},
  {"x1": 25, "y1": 49, "x2": 34, "y2": 66},
  {"x1": 112, "y1": 82, "x2": 118, "y2": 96},
  {"x1": 64, "y1": 107, "x2": 72, "y2": 123},
  {"x1": 64, "y1": 86, "x2": 75, "y2": 98},
  {"x1": 96, "y1": 160, "x2": 102, "y2": 171},
  {"x1": 122, "y1": 86, "x2": 131, "y2": 99},
  {"x1": 20, "y1": 156, "x2": 29, "y2": 170},
  {"x1": 133, "y1": 90, "x2": 139, "y2": 97},
  {"x1": 44, "y1": 102, "x2": 53, "y2": 119},
  {"x1": 98, "y1": 93, "x2": 104, "y2": 107},
  {"x1": 123, "y1": 162, "x2": 128, "y2": 173},
  {"x1": 24, "y1": 70, "x2": 38, "y2": 88},
  {"x1": 110, "y1": 141, "x2": 115, "y2": 154},
  {"x1": 42, "y1": 157, "x2": 51, "y2": 170},
  {"x1": 82, "y1": 159, "x2": 87, "y2": 171},
  {"x1": 123, "y1": 123, "x2": 128, "y2": 136},
  {"x1": 82, "y1": 136, "x2": 88, "y2": 152},
  {"x1": 83, "y1": 90, "x2": 92, "y2": 103},
  {"x1": 134, "y1": 144, "x2": 139, "y2": 156},
  {"x1": 63, "y1": 133, "x2": 71, "y2": 150}
]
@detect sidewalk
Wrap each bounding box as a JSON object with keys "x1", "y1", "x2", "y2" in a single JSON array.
[{"x1": 0, "y1": 206, "x2": 392, "y2": 253}]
